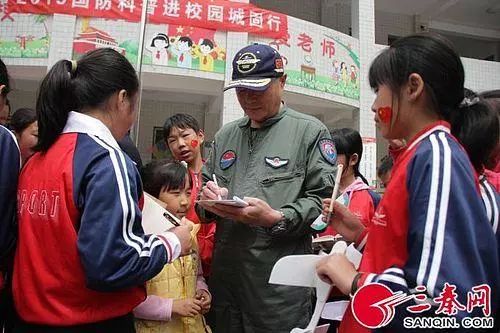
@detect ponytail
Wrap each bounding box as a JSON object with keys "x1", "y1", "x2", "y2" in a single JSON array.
[
  {"x1": 36, "y1": 60, "x2": 76, "y2": 152},
  {"x1": 35, "y1": 48, "x2": 139, "y2": 152},
  {"x1": 450, "y1": 89, "x2": 500, "y2": 172}
]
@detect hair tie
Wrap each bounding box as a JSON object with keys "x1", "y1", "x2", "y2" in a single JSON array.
[
  {"x1": 460, "y1": 96, "x2": 479, "y2": 108},
  {"x1": 70, "y1": 60, "x2": 77, "y2": 75}
]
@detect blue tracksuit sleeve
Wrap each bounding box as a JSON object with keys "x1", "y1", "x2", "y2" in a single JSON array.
[
  {"x1": 368, "y1": 132, "x2": 499, "y2": 329},
  {"x1": 75, "y1": 138, "x2": 179, "y2": 291},
  {"x1": 0, "y1": 126, "x2": 20, "y2": 265}
]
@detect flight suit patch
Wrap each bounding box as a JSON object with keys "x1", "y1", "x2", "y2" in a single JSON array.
[
  {"x1": 265, "y1": 157, "x2": 289, "y2": 168},
  {"x1": 220, "y1": 150, "x2": 237, "y2": 170},
  {"x1": 318, "y1": 138, "x2": 337, "y2": 165}
]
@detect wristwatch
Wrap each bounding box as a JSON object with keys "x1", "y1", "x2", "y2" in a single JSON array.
[{"x1": 268, "y1": 210, "x2": 288, "y2": 236}]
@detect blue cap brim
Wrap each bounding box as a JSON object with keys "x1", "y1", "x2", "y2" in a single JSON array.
[{"x1": 223, "y1": 78, "x2": 272, "y2": 91}]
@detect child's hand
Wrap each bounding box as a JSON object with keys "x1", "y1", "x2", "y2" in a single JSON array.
[
  {"x1": 172, "y1": 298, "x2": 202, "y2": 317},
  {"x1": 180, "y1": 217, "x2": 195, "y2": 227},
  {"x1": 316, "y1": 254, "x2": 357, "y2": 295},
  {"x1": 171, "y1": 224, "x2": 193, "y2": 256},
  {"x1": 322, "y1": 199, "x2": 365, "y2": 242},
  {"x1": 195, "y1": 289, "x2": 212, "y2": 314}
]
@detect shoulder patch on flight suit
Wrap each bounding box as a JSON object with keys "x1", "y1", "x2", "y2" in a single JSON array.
[
  {"x1": 220, "y1": 150, "x2": 237, "y2": 170},
  {"x1": 318, "y1": 138, "x2": 337, "y2": 165},
  {"x1": 265, "y1": 157, "x2": 289, "y2": 168}
]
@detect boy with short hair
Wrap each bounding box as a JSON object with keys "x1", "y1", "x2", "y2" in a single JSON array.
[{"x1": 163, "y1": 114, "x2": 215, "y2": 277}]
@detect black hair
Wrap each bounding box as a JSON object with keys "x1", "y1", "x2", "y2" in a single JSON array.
[
  {"x1": 36, "y1": 48, "x2": 139, "y2": 152},
  {"x1": 449, "y1": 89, "x2": 499, "y2": 172},
  {"x1": 330, "y1": 128, "x2": 369, "y2": 185},
  {"x1": 151, "y1": 33, "x2": 170, "y2": 49},
  {"x1": 200, "y1": 39, "x2": 214, "y2": 49},
  {"x1": 163, "y1": 113, "x2": 201, "y2": 141},
  {"x1": 480, "y1": 90, "x2": 500, "y2": 117},
  {"x1": 368, "y1": 32, "x2": 498, "y2": 172},
  {"x1": 0, "y1": 58, "x2": 10, "y2": 96},
  {"x1": 377, "y1": 155, "x2": 393, "y2": 177},
  {"x1": 140, "y1": 159, "x2": 190, "y2": 198},
  {"x1": 10, "y1": 108, "x2": 36, "y2": 133},
  {"x1": 478, "y1": 90, "x2": 500, "y2": 170},
  {"x1": 179, "y1": 37, "x2": 193, "y2": 47}
]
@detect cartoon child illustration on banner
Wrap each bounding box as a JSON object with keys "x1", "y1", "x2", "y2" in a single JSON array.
[
  {"x1": 350, "y1": 64, "x2": 357, "y2": 88},
  {"x1": 193, "y1": 39, "x2": 217, "y2": 72},
  {"x1": 146, "y1": 33, "x2": 170, "y2": 66},
  {"x1": 340, "y1": 61, "x2": 348, "y2": 86},
  {"x1": 332, "y1": 60, "x2": 340, "y2": 83},
  {"x1": 171, "y1": 36, "x2": 193, "y2": 69}
]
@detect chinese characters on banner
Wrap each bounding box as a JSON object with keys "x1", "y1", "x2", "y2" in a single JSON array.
[
  {"x1": 249, "y1": 16, "x2": 360, "y2": 101},
  {"x1": 8, "y1": 0, "x2": 288, "y2": 39}
]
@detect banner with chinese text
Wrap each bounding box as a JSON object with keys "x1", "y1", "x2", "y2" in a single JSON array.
[
  {"x1": 8, "y1": 0, "x2": 287, "y2": 39},
  {"x1": 249, "y1": 16, "x2": 360, "y2": 101}
]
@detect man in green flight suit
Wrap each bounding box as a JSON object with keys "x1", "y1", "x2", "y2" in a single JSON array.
[{"x1": 197, "y1": 44, "x2": 336, "y2": 333}]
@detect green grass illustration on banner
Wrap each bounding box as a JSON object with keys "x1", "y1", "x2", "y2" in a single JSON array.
[
  {"x1": 0, "y1": 15, "x2": 50, "y2": 58},
  {"x1": 286, "y1": 70, "x2": 360, "y2": 100}
]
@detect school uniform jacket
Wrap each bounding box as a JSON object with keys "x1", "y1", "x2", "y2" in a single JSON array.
[
  {"x1": 13, "y1": 112, "x2": 181, "y2": 325},
  {"x1": 340, "y1": 122, "x2": 499, "y2": 332},
  {"x1": 0, "y1": 125, "x2": 20, "y2": 289}
]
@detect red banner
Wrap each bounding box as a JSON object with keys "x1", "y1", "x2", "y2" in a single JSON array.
[{"x1": 7, "y1": 0, "x2": 288, "y2": 39}]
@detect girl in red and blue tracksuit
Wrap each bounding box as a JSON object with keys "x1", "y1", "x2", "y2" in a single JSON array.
[
  {"x1": 317, "y1": 33, "x2": 499, "y2": 332},
  {"x1": 317, "y1": 128, "x2": 380, "y2": 332},
  {"x1": 12, "y1": 49, "x2": 191, "y2": 332},
  {"x1": 318, "y1": 128, "x2": 380, "y2": 252}
]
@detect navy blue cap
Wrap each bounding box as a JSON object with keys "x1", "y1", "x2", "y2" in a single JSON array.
[{"x1": 224, "y1": 43, "x2": 285, "y2": 91}]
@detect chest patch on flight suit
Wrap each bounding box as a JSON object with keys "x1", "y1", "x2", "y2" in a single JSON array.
[
  {"x1": 318, "y1": 138, "x2": 337, "y2": 165},
  {"x1": 265, "y1": 157, "x2": 289, "y2": 168},
  {"x1": 220, "y1": 150, "x2": 237, "y2": 170}
]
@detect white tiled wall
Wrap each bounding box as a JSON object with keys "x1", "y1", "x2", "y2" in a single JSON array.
[
  {"x1": 352, "y1": 0, "x2": 377, "y2": 184},
  {"x1": 462, "y1": 57, "x2": 500, "y2": 92},
  {"x1": 47, "y1": 14, "x2": 76, "y2": 69},
  {"x1": 220, "y1": 31, "x2": 247, "y2": 125},
  {"x1": 1, "y1": 13, "x2": 52, "y2": 40}
]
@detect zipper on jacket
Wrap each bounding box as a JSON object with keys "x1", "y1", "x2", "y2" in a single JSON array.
[{"x1": 261, "y1": 171, "x2": 303, "y2": 185}]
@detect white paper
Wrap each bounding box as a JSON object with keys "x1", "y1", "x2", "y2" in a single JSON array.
[
  {"x1": 313, "y1": 324, "x2": 330, "y2": 333},
  {"x1": 142, "y1": 192, "x2": 176, "y2": 234},
  {"x1": 345, "y1": 243, "x2": 362, "y2": 269},
  {"x1": 321, "y1": 301, "x2": 349, "y2": 321},
  {"x1": 270, "y1": 242, "x2": 348, "y2": 333}
]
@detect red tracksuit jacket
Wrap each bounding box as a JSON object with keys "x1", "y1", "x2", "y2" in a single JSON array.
[{"x1": 14, "y1": 112, "x2": 180, "y2": 325}]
